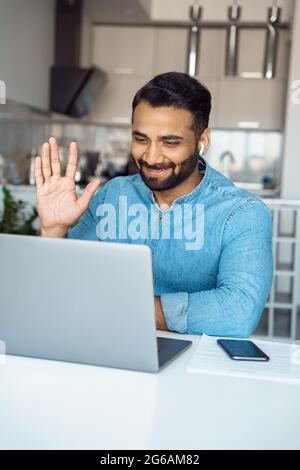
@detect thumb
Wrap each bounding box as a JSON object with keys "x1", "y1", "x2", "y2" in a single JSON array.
[{"x1": 77, "y1": 178, "x2": 101, "y2": 212}]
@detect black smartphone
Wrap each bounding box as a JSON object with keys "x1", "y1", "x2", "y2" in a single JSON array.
[{"x1": 217, "y1": 339, "x2": 270, "y2": 362}]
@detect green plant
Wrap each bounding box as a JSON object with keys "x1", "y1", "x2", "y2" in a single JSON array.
[{"x1": 0, "y1": 186, "x2": 38, "y2": 236}]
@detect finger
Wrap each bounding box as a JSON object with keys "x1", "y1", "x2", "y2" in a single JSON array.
[
  {"x1": 49, "y1": 137, "x2": 61, "y2": 176},
  {"x1": 34, "y1": 156, "x2": 44, "y2": 189},
  {"x1": 41, "y1": 142, "x2": 51, "y2": 180},
  {"x1": 65, "y1": 141, "x2": 78, "y2": 179},
  {"x1": 77, "y1": 179, "x2": 101, "y2": 212}
]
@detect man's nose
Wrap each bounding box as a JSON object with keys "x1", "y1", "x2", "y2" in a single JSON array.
[{"x1": 143, "y1": 143, "x2": 164, "y2": 166}]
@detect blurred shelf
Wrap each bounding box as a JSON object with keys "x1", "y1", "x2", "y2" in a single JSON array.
[
  {"x1": 276, "y1": 262, "x2": 295, "y2": 272},
  {"x1": 273, "y1": 236, "x2": 296, "y2": 242},
  {"x1": 274, "y1": 292, "x2": 293, "y2": 304},
  {"x1": 265, "y1": 302, "x2": 294, "y2": 309},
  {"x1": 234, "y1": 181, "x2": 280, "y2": 198}
]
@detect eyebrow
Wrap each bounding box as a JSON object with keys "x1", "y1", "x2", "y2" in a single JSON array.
[{"x1": 132, "y1": 130, "x2": 184, "y2": 140}]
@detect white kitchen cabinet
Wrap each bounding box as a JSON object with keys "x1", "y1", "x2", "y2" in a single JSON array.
[
  {"x1": 198, "y1": 79, "x2": 219, "y2": 129},
  {"x1": 91, "y1": 25, "x2": 155, "y2": 124},
  {"x1": 197, "y1": 30, "x2": 225, "y2": 79},
  {"x1": 217, "y1": 78, "x2": 286, "y2": 130},
  {"x1": 237, "y1": 29, "x2": 290, "y2": 80},
  {"x1": 202, "y1": 28, "x2": 288, "y2": 130},
  {"x1": 237, "y1": 29, "x2": 267, "y2": 78},
  {"x1": 155, "y1": 29, "x2": 230, "y2": 80},
  {"x1": 146, "y1": 28, "x2": 225, "y2": 78},
  {"x1": 197, "y1": 28, "x2": 289, "y2": 81},
  {"x1": 88, "y1": 76, "x2": 148, "y2": 125},
  {"x1": 90, "y1": 24, "x2": 288, "y2": 131},
  {"x1": 92, "y1": 26, "x2": 155, "y2": 77},
  {"x1": 154, "y1": 28, "x2": 188, "y2": 75}
]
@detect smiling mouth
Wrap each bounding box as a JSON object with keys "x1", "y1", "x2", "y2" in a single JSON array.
[{"x1": 142, "y1": 167, "x2": 173, "y2": 177}]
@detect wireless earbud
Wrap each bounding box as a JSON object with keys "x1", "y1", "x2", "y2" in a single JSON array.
[{"x1": 199, "y1": 142, "x2": 205, "y2": 156}]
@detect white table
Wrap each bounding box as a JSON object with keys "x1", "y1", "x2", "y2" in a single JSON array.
[{"x1": 0, "y1": 331, "x2": 299, "y2": 450}]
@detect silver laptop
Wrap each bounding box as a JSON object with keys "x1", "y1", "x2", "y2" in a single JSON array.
[{"x1": 0, "y1": 234, "x2": 192, "y2": 372}]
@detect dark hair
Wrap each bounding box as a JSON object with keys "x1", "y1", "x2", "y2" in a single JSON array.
[{"x1": 132, "y1": 72, "x2": 211, "y2": 136}]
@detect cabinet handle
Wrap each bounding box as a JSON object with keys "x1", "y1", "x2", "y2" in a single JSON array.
[
  {"x1": 111, "y1": 117, "x2": 131, "y2": 124},
  {"x1": 238, "y1": 121, "x2": 260, "y2": 129},
  {"x1": 113, "y1": 68, "x2": 134, "y2": 75}
]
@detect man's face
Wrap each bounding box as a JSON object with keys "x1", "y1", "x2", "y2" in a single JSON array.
[{"x1": 131, "y1": 102, "x2": 199, "y2": 191}]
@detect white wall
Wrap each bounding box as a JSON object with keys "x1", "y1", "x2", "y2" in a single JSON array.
[
  {"x1": 0, "y1": 0, "x2": 55, "y2": 110},
  {"x1": 282, "y1": 0, "x2": 300, "y2": 200},
  {"x1": 280, "y1": 0, "x2": 300, "y2": 305}
]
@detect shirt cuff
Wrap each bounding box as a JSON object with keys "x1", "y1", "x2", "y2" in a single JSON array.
[{"x1": 160, "y1": 292, "x2": 189, "y2": 334}]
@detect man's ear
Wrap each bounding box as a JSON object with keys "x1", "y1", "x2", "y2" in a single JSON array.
[{"x1": 198, "y1": 128, "x2": 210, "y2": 154}]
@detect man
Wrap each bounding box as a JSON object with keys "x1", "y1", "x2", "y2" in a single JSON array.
[{"x1": 35, "y1": 72, "x2": 273, "y2": 337}]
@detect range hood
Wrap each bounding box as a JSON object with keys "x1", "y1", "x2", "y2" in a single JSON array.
[
  {"x1": 49, "y1": 0, "x2": 107, "y2": 118},
  {"x1": 50, "y1": 65, "x2": 107, "y2": 118}
]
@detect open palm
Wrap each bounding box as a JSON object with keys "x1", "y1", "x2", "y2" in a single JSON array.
[{"x1": 35, "y1": 137, "x2": 100, "y2": 236}]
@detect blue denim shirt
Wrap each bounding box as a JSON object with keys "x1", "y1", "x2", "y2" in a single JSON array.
[{"x1": 68, "y1": 158, "x2": 273, "y2": 337}]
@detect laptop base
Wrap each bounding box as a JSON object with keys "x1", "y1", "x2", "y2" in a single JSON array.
[{"x1": 157, "y1": 337, "x2": 192, "y2": 369}]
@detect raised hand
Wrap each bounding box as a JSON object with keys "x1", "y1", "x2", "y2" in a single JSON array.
[{"x1": 35, "y1": 137, "x2": 100, "y2": 237}]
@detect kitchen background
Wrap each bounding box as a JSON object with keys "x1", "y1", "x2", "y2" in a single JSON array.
[{"x1": 0, "y1": 0, "x2": 300, "y2": 340}]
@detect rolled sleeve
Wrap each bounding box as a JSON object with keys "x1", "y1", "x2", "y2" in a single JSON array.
[{"x1": 161, "y1": 292, "x2": 189, "y2": 333}]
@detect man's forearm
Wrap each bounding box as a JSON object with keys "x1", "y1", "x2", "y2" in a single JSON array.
[{"x1": 155, "y1": 296, "x2": 168, "y2": 331}]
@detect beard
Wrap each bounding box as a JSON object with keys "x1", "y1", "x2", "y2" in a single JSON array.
[{"x1": 132, "y1": 151, "x2": 199, "y2": 191}]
